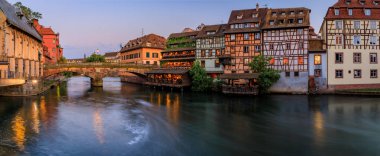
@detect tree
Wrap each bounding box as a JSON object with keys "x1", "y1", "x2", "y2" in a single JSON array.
[
  {"x1": 189, "y1": 60, "x2": 213, "y2": 92},
  {"x1": 58, "y1": 56, "x2": 67, "y2": 64},
  {"x1": 14, "y1": 2, "x2": 43, "y2": 20},
  {"x1": 249, "y1": 55, "x2": 280, "y2": 94},
  {"x1": 86, "y1": 53, "x2": 105, "y2": 63}
]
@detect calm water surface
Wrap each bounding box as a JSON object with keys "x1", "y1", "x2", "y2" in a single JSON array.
[{"x1": 0, "y1": 77, "x2": 380, "y2": 156}]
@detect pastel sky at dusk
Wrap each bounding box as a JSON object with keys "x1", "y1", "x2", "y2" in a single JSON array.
[{"x1": 8, "y1": 0, "x2": 337, "y2": 59}]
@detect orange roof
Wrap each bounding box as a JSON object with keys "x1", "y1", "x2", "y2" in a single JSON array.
[{"x1": 39, "y1": 27, "x2": 56, "y2": 35}]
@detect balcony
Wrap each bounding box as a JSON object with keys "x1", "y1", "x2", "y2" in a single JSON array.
[{"x1": 162, "y1": 52, "x2": 195, "y2": 59}]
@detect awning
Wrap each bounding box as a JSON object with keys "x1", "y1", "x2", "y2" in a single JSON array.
[
  {"x1": 146, "y1": 69, "x2": 189, "y2": 74},
  {"x1": 219, "y1": 73, "x2": 259, "y2": 79}
]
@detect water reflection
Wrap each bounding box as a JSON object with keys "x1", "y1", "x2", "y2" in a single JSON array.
[{"x1": 0, "y1": 78, "x2": 380, "y2": 155}]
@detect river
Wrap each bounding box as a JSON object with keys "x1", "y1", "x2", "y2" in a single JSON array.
[{"x1": 0, "y1": 77, "x2": 379, "y2": 156}]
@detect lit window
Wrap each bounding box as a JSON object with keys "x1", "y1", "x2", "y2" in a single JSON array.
[
  {"x1": 270, "y1": 58, "x2": 275, "y2": 65},
  {"x1": 298, "y1": 57, "x2": 304, "y2": 65},
  {"x1": 314, "y1": 55, "x2": 321, "y2": 65},
  {"x1": 283, "y1": 58, "x2": 289, "y2": 65}
]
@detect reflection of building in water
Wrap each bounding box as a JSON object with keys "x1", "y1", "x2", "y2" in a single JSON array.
[
  {"x1": 12, "y1": 114, "x2": 26, "y2": 151},
  {"x1": 328, "y1": 100, "x2": 380, "y2": 115},
  {"x1": 312, "y1": 111, "x2": 325, "y2": 146},
  {"x1": 31, "y1": 102, "x2": 40, "y2": 134},
  {"x1": 93, "y1": 109, "x2": 105, "y2": 144}
]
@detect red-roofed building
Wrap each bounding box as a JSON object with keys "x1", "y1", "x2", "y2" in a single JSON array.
[{"x1": 33, "y1": 19, "x2": 63, "y2": 64}]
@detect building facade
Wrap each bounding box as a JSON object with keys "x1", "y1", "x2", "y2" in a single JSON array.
[
  {"x1": 0, "y1": 0, "x2": 43, "y2": 81},
  {"x1": 33, "y1": 19, "x2": 63, "y2": 65},
  {"x1": 104, "y1": 52, "x2": 120, "y2": 63},
  {"x1": 262, "y1": 7, "x2": 311, "y2": 93},
  {"x1": 309, "y1": 28, "x2": 328, "y2": 92},
  {"x1": 196, "y1": 24, "x2": 227, "y2": 78},
  {"x1": 120, "y1": 34, "x2": 166, "y2": 65},
  {"x1": 321, "y1": 0, "x2": 380, "y2": 89}
]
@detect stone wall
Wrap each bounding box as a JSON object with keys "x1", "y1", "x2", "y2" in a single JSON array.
[{"x1": 269, "y1": 71, "x2": 309, "y2": 94}]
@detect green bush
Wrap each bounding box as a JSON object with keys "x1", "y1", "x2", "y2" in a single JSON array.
[
  {"x1": 189, "y1": 60, "x2": 213, "y2": 92},
  {"x1": 249, "y1": 55, "x2": 280, "y2": 94},
  {"x1": 86, "y1": 53, "x2": 105, "y2": 62}
]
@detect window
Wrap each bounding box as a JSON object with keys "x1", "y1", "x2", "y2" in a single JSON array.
[
  {"x1": 271, "y1": 12, "x2": 277, "y2": 16},
  {"x1": 285, "y1": 72, "x2": 291, "y2": 77},
  {"x1": 370, "y1": 53, "x2": 377, "y2": 63},
  {"x1": 314, "y1": 55, "x2": 322, "y2": 65},
  {"x1": 286, "y1": 43, "x2": 291, "y2": 49},
  {"x1": 237, "y1": 15, "x2": 243, "y2": 19},
  {"x1": 205, "y1": 50, "x2": 209, "y2": 57},
  {"x1": 152, "y1": 53, "x2": 159, "y2": 58},
  {"x1": 353, "y1": 35, "x2": 361, "y2": 45},
  {"x1": 255, "y1": 45, "x2": 261, "y2": 51},
  {"x1": 336, "y1": 53, "x2": 343, "y2": 63},
  {"x1": 231, "y1": 34, "x2": 236, "y2": 41},
  {"x1": 146, "y1": 61, "x2": 150, "y2": 65},
  {"x1": 297, "y1": 29, "x2": 303, "y2": 34},
  {"x1": 365, "y1": 9, "x2": 371, "y2": 16},
  {"x1": 270, "y1": 20, "x2": 274, "y2": 25},
  {"x1": 281, "y1": 12, "x2": 286, "y2": 16},
  {"x1": 371, "y1": 69, "x2": 378, "y2": 78},
  {"x1": 335, "y1": 9, "x2": 340, "y2": 15},
  {"x1": 298, "y1": 57, "x2": 304, "y2": 65},
  {"x1": 244, "y1": 33, "x2": 250, "y2": 40},
  {"x1": 288, "y1": 19, "x2": 294, "y2": 24},
  {"x1": 290, "y1": 11, "x2": 295, "y2": 15},
  {"x1": 336, "y1": 20, "x2": 343, "y2": 29},
  {"x1": 201, "y1": 61, "x2": 205, "y2": 68},
  {"x1": 243, "y1": 46, "x2": 249, "y2": 53},
  {"x1": 201, "y1": 50, "x2": 205, "y2": 57},
  {"x1": 336, "y1": 35, "x2": 343, "y2": 45},
  {"x1": 354, "y1": 21, "x2": 361, "y2": 29},
  {"x1": 215, "y1": 59, "x2": 220, "y2": 68},
  {"x1": 370, "y1": 36, "x2": 377, "y2": 45},
  {"x1": 299, "y1": 11, "x2": 304, "y2": 15},
  {"x1": 315, "y1": 69, "x2": 322, "y2": 77},
  {"x1": 294, "y1": 72, "x2": 299, "y2": 77},
  {"x1": 336, "y1": 70, "x2": 343, "y2": 78},
  {"x1": 270, "y1": 58, "x2": 275, "y2": 65},
  {"x1": 146, "y1": 52, "x2": 150, "y2": 58},
  {"x1": 270, "y1": 44, "x2": 274, "y2": 50},
  {"x1": 370, "y1": 21, "x2": 377, "y2": 30},
  {"x1": 353, "y1": 53, "x2": 361, "y2": 63},
  {"x1": 348, "y1": 9, "x2": 353, "y2": 16},
  {"x1": 297, "y1": 18, "x2": 303, "y2": 24},
  {"x1": 244, "y1": 58, "x2": 250, "y2": 65},
  {"x1": 209, "y1": 50, "x2": 214, "y2": 57},
  {"x1": 153, "y1": 61, "x2": 157, "y2": 65},
  {"x1": 299, "y1": 42, "x2": 304, "y2": 49},
  {"x1": 283, "y1": 58, "x2": 289, "y2": 65},
  {"x1": 354, "y1": 69, "x2": 362, "y2": 78},
  {"x1": 255, "y1": 33, "x2": 261, "y2": 39}
]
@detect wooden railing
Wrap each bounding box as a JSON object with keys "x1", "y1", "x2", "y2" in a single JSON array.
[{"x1": 44, "y1": 62, "x2": 158, "y2": 69}]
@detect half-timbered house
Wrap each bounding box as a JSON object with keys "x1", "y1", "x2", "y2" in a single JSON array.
[
  {"x1": 262, "y1": 7, "x2": 311, "y2": 93},
  {"x1": 320, "y1": 0, "x2": 380, "y2": 89},
  {"x1": 196, "y1": 24, "x2": 227, "y2": 78}
]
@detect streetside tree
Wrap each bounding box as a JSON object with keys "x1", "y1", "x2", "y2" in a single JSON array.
[
  {"x1": 249, "y1": 55, "x2": 280, "y2": 94},
  {"x1": 189, "y1": 60, "x2": 213, "y2": 92},
  {"x1": 86, "y1": 53, "x2": 105, "y2": 63}
]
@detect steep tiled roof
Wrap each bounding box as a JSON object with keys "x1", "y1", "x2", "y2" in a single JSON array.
[
  {"x1": 104, "y1": 52, "x2": 119, "y2": 57},
  {"x1": 0, "y1": 0, "x2": 42, "y2": 41},
  {"x1": 325, "y1": 0, "x2": 380, "y2": 19},
  {"x1": 40, "y1": 27, "x2": 56, "y2": 35},
  {"x1": 224, "y1": 8, "x2": 267, "y2": 33},
  {"x1": 168, "y1": 31, "x2": 199, "y2": 39},
  {"x1": 262, "y1": 7, "x2": 311, "y2": 29},
  {"x1": 196, "y1": 24, "x2": 228, "y2": 38},
  {"x1": 120, "y1": 34, "x2": 166, "y2": 52}
]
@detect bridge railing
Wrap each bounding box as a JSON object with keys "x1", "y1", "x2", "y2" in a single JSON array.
[{"x1": 44, "y1": 63, "x2": 158, "y2": 69}]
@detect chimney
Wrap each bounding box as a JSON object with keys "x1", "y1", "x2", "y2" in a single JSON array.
[{"x1": 256, "y1": 3, "x2": 259, "y2": 11}]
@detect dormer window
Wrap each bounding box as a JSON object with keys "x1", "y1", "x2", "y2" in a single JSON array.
[
  {"x1": 374, "y1": 0, "x2": 379, "y2": 5},
  {"x1": 297, "y1": 18, "x2": 303, "y2": 24},
  {"x1": 237, "y1": 15, "x2": 243, "y2": 19},
  {"x1": 334, "y1": 9, "x2": 340, "y2": 15},
  {"x1": 278, "y1": 19, "x2": 285, "y2": 24},
  {"x1": 290, "y1": 11, "x2": 295, "y2": 15},
  {"x1": 346, "y1": 0, "x2": 351, "y2": 4},
  {"x1": 348, "y1": 9, "x2": 353, "y2": 16},
  {"x1": 365, "y1": 9, "x2": 371, "y2": 16},
  {"x1": 269, "y1": 20, "x2": 275, "y2": 25},
  {"x1": 281, "y1": 12, "x2": 286, "y2": 15},
  {"x1": 360, "y1": 0, "x2": 365, "y2": 5},
  {"x1": 272, "y1": 12, "x2": 277, "y2": 16},
  {"x1": 206, "y1": 31, "x2": 216, "y2": 35},
  {"x1": 252, "y1": 13, "x2": 258, "y2": 18},
  {"x1": 299, "y1": 11, "x2": 304, "y2": 15},
  {"x1": 288, "y1": 19, "x2": 294, "y2": 24}
]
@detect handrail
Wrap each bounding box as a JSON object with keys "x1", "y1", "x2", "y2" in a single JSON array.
[{"x1": 44, "y1": 63, "x2": 158, "y2": 69}]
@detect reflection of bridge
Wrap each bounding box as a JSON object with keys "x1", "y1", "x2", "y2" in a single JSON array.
[{"x1": 44, "y1": 63, "x2": 156, "y2": 87}]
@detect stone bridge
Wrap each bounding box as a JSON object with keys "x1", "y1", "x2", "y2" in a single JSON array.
[{"x1": 44, "y1": 63, "x2": 155, "y2": 87}]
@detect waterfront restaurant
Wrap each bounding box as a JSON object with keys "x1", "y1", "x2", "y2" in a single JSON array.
[
  {"x1": 145, "y1": 28, "x2": 199, "y2": 88},
  {"x1": 219, "y1": 73, "x2": 260, "y2": 95}
]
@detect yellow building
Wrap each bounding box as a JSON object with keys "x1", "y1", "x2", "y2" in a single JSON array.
[
  {"x1": 320, "y1": 0, "x2": 380, "y2": 89},
  {"x1": 120, "y1": 34, "x2": 166, "y2": 65},
  {"x1": 0, "y1": 0, "x2": 43, "y2": 82}
]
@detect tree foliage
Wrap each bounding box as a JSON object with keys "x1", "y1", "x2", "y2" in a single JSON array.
[
  {"x1": 58, "y1": 56, "x2": 67, "y2": 64},
  {"x1": 249, "y1": 55, "x2": 280, "y2": 94},
  {"x1": 189, "y1": 60, "x2": 213, "y2": 92},
  {"x1": 14, "y1": 2, "x2": 43, "y2": 20},
  {"x1": 86, "y1": 53, "x2": 105, "y2": 63}
]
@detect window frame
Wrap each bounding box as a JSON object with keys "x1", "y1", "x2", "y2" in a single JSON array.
[
  {"x1": 335, "y1": 52, "x2": 343, "y2": 64},
  {"x1": 335, "y1": 69, "x2": 344, "y2": 78},
  {"x1": 353, "y1": 52, "x2": 361, "y2": 64},
  {"x1": 314, "y1": 69, "x2": 322, "y2": 77},
  {"x1": 370, "y1": 53, "x2": 378, "y2": 64},
  {"x1": 336, "y1": 20, "x2": 343, "y2": 29},
  {"x1": 244, "y1": 33, "x2": 250, "y2": 40},
  {"x1": 370, "y1": 69, "x2": 378, "y2": 78},
  {"x1": 354, "y1": 69, "x2": 362, "y2": 78},
  {"x1": 314, "y1": 55, "x2": 322, "y2": 65}
]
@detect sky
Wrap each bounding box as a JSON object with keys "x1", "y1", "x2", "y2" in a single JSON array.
[{"x1": 8, "y1": 0, "x2": 337, "y2": 59}]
